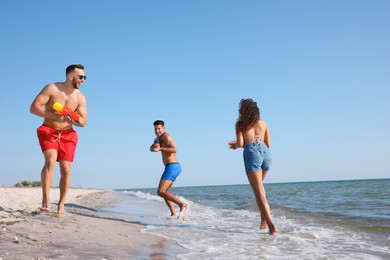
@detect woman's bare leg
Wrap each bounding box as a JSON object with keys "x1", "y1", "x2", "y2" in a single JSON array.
[{"x1": 247, "y1": 170, "x2": 278, "y2": 235}]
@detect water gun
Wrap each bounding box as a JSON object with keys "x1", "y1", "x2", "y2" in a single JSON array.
[
  {"x1": 52, "y1": 102, "x2": 83, "y2": 125},
  {"x1": 152, "y1": 138, "x2": 160, "y2": 151}
]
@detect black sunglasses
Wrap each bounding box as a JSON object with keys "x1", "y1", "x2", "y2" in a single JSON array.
[{"x1": 76, "y1": 75, "x2": 87, "y2": 80}]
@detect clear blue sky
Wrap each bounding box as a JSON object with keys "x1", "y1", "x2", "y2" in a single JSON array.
[{"x1": 1, "y1": 1, "x2": 389, "y2": 189}]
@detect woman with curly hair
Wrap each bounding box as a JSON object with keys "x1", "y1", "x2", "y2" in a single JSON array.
[{"x1": 228, "y1": 99, "x2": 278, "y2": 235}]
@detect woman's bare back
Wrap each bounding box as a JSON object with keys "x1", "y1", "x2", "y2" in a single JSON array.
[{"x1": 243, "y1": 120, "x2": 271, "y2": 147}]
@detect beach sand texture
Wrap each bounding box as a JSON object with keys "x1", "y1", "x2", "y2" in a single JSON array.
[{"x1": 0, "y1": 187, "x2": 185, "y2": 259}]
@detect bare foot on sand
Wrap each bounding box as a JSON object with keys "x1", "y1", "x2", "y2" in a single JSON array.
[
  {"x1": 39, "y1": 206, "x2": 50, "y2": 212},
  {"x1": 57, "y1": 205, "x2": 66, "y2": 216}
]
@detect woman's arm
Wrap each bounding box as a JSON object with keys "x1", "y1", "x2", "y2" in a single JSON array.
[{"x1": 235, "y1": 129, "x2": 244, "y2": 148}]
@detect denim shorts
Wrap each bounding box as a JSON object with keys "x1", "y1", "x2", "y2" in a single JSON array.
[{"x1": 243, "y1": 142, "x2": 272, "y2": 174}]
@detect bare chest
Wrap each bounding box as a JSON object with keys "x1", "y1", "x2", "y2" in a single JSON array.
[{"x1": 51, "y1": 91, "x2": 79, "y2": 110}]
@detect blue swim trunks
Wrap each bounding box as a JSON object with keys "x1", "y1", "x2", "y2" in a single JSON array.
[
  {"x1": 243, "y1": 142, "x2": 272, "y2": 174},
  {"x1": 161, "y1": 162, "x2": 182, "y2": 182}
]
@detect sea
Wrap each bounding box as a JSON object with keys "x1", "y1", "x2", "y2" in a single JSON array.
[{"x1": 105, "y1": 179, "x2": 390, "y2": 259}]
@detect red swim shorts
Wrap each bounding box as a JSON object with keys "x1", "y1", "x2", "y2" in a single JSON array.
[{"x1": 37, "y1": 124, "x2": 78, "y2": 162}]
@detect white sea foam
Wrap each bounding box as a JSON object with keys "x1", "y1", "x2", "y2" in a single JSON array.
[{"x1": 110, "y1": 189, "x2": 390, "y2": 259}]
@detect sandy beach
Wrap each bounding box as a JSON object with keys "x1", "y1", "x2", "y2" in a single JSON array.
[{"x1": 0, "y1": 187, "x2": 186, "y2": 259}]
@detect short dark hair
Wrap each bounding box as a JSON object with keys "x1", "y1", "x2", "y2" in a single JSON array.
[
  {"x1": 66, "y1": 64, "x2": 84, "y2": 75},
  {"x1": 153, "y1": 120, "x2": 165, "y2": 127}
]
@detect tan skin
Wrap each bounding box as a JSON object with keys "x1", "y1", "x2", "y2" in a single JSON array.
[
  {"x1": 30, "y1": 68, "x2": 88, "y2": 215},
  {"x1": 229, "y1": 119, "x2": 279, "y2": 235},
  {"x1": 150, "y1": 124, "x2": 188, "y2": 216}
]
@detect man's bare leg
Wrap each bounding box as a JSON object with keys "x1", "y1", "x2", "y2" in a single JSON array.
[
  {"x1": 247, "y1": 170, "x2": 278, "y2": 235},
  {"x1": 157, "y1": 179, "x2": 188, "y2": 215},
  {"x1": 40, "y1": 150, "x2": 57, "y2": 211},
  {"x1": 57, "y1": 160, "x2": 72, "y2": 215},
  {"x1": 164, "y1": 199, "x2": 176, "y2": 216},
  {"x1": 163, "y1": 182, "x2": 177, "y2": 216}
]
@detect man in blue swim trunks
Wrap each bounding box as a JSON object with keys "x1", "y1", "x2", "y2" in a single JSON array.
[{"x1": 150, "y1": 120, "x2": 188, "y2": 217}]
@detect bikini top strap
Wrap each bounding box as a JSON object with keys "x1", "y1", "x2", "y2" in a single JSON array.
[{"x1": 250, "y1": 135, "x2": 263, "y2": 142}]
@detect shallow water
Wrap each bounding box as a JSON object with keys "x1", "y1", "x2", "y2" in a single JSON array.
[{"x1": 106, "y1": 179, "x2": 390, "y2": 259}]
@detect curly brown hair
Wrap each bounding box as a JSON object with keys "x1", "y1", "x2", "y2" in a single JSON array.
[{"x1": 235, "y1": 99, "x2": 260, "y2": 133}]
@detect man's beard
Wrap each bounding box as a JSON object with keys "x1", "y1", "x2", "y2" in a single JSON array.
[{"x1": 72, "y1": 78, "x2": 79, "y2": 89}]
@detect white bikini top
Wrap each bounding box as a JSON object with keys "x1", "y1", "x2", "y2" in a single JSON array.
[{"x1": 247, "y1": 135, "x2": 263, "y2": 143}]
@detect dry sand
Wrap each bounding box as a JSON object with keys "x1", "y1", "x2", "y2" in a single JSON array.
[{"x1": 0, "y1": 187, "x2": 187, "y2": 259}]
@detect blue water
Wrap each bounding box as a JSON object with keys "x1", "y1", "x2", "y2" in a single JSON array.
[{"x1": 105, "y1": 179, "x2": 390, "y2": 259}]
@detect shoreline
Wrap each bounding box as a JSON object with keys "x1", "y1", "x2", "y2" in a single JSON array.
[{"x1": 0, "y1": 187, "x2": 187, "y2": 259}]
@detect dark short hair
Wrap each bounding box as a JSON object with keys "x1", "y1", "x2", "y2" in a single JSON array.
[
  {"x1": 153, "y1": 120, "x2": 165, "y2": 127},
  {"x1": 66, "y1": 64, "x2": 84, "y2": 75}
]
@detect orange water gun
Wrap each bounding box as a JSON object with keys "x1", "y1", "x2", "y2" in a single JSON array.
[{"x1": 53, "y1": 102, "x2": 83, "y2": 125}]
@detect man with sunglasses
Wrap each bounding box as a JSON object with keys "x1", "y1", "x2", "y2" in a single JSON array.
[{"x1": 30, "y1": 64, "x2": 88, "y2": 215}]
